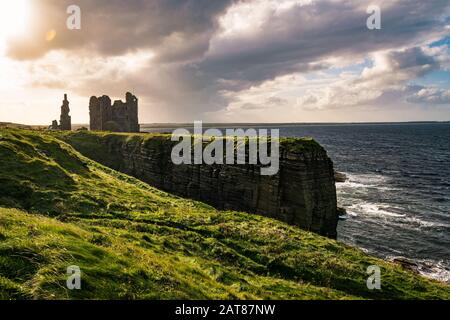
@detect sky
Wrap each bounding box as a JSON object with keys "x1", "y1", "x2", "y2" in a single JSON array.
[{"x1": 0, "y1": 0, "x2": 449, "y2": 125}]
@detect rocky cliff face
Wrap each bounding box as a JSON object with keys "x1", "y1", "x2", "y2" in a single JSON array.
[{"x1": 63, "y1": 132, "x2": 338, "y2": 238}]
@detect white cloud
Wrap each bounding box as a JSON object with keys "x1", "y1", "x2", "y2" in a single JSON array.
[
  {"x1": 295, "y1": 46, "x2": 449, "y2": 110},
  {"x1": 408, "y1": 87, "x2": 450, "y2": 104}
]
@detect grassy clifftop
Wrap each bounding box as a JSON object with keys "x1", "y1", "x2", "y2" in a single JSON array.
[
  {"x1": 54, "y1": 130, "x2": 326, "y2": 171},
  {"x1": 0, "y1": 128, "x2": 449, "y2": 299}
]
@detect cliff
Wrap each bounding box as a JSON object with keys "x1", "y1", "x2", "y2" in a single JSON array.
[{"x1": 60, "y1": 131, "x2": 338, "y2": 238}]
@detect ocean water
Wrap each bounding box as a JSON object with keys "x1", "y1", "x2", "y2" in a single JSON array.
[
  {"x1": 142, "y1": 123, "x2": 450, "y2": 282},
  {"x1": 280, "y1": 123, "x2": 450, "y2": 283}
]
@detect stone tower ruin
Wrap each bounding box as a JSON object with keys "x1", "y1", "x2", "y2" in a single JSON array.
[
  {"x1": 60, "y1": 94, "x2": 72, "y2": 130},
  {"x1": 89, "y1": 92, "x2": 140, "y2": 132},
  {"x1": 49, "y1": 94, "x2": 72, "y2": 131}
]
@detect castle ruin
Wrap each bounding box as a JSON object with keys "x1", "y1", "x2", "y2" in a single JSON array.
[
  {"x1": 49, "y1": 94, "x2": 72, "y2": 131},
  {"x1": 89, "y1": 92, "x2": 140, "y2": 133}
]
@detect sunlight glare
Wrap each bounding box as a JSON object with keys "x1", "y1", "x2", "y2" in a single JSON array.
[{"x1": 0, "y1": 0, "x2": 30, "y2": 40}]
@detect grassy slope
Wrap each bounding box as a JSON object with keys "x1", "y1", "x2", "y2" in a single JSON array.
[{"x1": 0, "y1": 128, "x2": 449, "y2": 300}]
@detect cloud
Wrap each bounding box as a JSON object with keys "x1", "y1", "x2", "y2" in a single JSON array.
[
  {"x1": 200, "y1": 0, "x2": 449, "y2": 85},
  {"x1": 4, "y1": 0, "x2": 450, "y2": 122},
  {"x1": 7, "y1": 0, "x2": 236, "y2": 61},
  {"x1": 209, "y1": 44, "x2": 449, "y2": 120},
  {"x1": 296, "y1": 46, "x2": 449, "y2": 110},
  {"x1": 407, "y1": 87, "x2": 450, "y2": 104}
]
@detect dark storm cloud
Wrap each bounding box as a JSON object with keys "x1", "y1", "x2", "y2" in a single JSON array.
[
  {"x1": 198, "y1": 0, "x2": 450, "y2": 86},
  {"x1": 7, "y1": 0, "x2": 236, "y2": 61}
]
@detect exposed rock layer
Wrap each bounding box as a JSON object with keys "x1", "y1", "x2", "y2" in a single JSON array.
[{"x1": 64, "y1": 132, "x2": 339, "y2": 238}]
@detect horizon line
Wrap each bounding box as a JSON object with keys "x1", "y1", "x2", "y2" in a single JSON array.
[{"x1": 2, "y1": 120, "x2": 450, "y2": 128}]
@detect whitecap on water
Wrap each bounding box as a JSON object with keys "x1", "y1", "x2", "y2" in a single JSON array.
[
  {"x1": 346, "y1": 203, "x2": 406, "y2": 218},
  {"x1": 344, "y1": 202, "x2": 448, "y2": 230},
  {"x1": 337, "y1": 172, "x2": 399, "y2": 192},
  {"x1": 388, "y1": 256, "x2": 450, "y2": 284},
  {"x1": 337, "y1": 170, "x2": 450, "y2": 281},
  {"x1": 346, "y1": 173, "x2": 390, "y2": 185},
  {"x1": 417, "y1": 260, "x2": 450, "y2": 284},
  {"x1": 401, "y1": 216, "x2": 450, "y2": 229}
]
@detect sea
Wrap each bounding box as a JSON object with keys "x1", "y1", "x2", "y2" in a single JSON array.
[{"x1": 141, "y1": 122, "x2": 450, "y2": 283}]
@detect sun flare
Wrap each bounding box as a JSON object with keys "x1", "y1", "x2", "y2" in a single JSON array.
[{"x1": 0, "y1": 0, "x2": 30, "y2": 41}]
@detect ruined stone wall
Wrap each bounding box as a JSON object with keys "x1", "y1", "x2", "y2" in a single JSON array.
[
  {"x1": 89, "y1": 95, "x2": 112, "y2": 131},
  {"x1": 64, "y1": 133, "x2": 339, "y2": 238},
  {"x1": 89, "y1": 92, "x2": 139, "y2": 133}
]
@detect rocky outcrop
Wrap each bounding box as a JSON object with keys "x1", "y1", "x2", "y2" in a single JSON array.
[
  {"x1": 63, "y1": 132, "x2": 339, "y2": 238},
  {"x1": 334, "y1": 171, "x2": 348, "y2": 183}
]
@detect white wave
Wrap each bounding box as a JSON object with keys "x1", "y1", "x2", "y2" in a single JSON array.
[
  {"x1": 401, "y1": 216, "x2": 450, "y2": 229},
  {"x1": 337, "y1": 172, "x2": 399, "y2": 191},
  {"x1": 337, "y1": 172, "x2": 449, "y2": 229},
  {"x1": 347, "y1": 203, "x2": 406, "y2": 218},
  {"x1": 418, "y1": 262, "x2": 450, "y2": 284},
  {"x1": 338, "y1": 181, "x2": 371, "y2": 189},
  {"x1": 388, "y1": 257, "x2": 450, "y2": 284},
  {"x1": 346, "y1": 173, "x2": 390, "y2": 185},
  {"x1": 344, "y1": 201, "x2": 449, "y2": 229}
]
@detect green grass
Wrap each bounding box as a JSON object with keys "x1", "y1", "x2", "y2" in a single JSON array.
[
  {"x1": 0, "y1": 128, "x2": 449, "y2": 300},
  {"x1": 55, "y1": 130, "x2": 326, "y2": 169}
]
